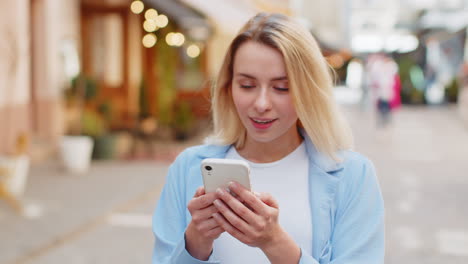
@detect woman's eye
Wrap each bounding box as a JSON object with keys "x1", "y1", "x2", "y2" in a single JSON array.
[
  {"x1": 274, "y1": 87, "x2": 289, "y2": 92},
  {"x1": 240, "y1": 85, "x2": 254, "y2": 89}
]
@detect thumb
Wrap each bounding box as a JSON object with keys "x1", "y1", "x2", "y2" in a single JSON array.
[{"x1": 193, "y1": 186, "x2": 205, "y2": 197}]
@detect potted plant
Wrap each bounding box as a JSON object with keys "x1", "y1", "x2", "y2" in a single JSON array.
[
  {"x1": 60, "y1": 75, "x2": 97, "y2": 174},
  {"x1": 90, "y1": 101, "x2": 118, "y2": 160},
  {"x1": 173, "y1": 101, "x2": 195, "y2": 141}
]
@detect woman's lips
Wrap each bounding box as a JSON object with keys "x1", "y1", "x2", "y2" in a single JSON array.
[{"x1": 250, "y1": 118, "x2": 277, "y2": 130}]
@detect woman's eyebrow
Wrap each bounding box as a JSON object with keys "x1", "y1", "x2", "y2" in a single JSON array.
[
  {"x1": 236, "y1": 73, "x2": 256, "y2": 79},
  {"x1": 271, "y1": 76, "x2": 288, "y2": 81},
  {"x1": 236, "y1": 73, "x2": 287, "y2": 81}
]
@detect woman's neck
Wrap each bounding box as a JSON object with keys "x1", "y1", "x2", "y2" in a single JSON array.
[{"x1": 237, "y1": 133, "x2": 303, "y2": 163}]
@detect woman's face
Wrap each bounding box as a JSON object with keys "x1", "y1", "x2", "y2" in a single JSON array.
[{"x1": 231, "y1": 41, "x2": 299, "y2": 146}]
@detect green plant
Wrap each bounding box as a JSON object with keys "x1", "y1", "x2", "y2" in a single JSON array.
[
  {"x1": 173, "y1": 101, "x2": 195, "y2": 140},
  {"x1": 64, "y1": 74, "x2": 102, "y2": 135},
  {"x1": 156, "y1": 26, "x2": 177, "y2": 126},
  {"x1": 445, "y1": 77, "x2": 459, "y2": 103},
  {"x1": 138, "y1": 79, "x2": 150, "y2": 118},
  {"x1": 65, "y1": 75, "x2": 98, "y2": 104},
  {"x1": 81, "y1": 109, "x2": 107, "y2": 138},
  {"x1": 397, "y1": 56, "x2": 425, "y2": 104}
]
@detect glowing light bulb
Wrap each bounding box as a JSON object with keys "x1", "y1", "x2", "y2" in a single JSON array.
[
  {"x1": 145, "y1": 9, "x2": 158, "y2": 21},
  {"x1": 173, "y1": 33, "x2": 185, "y2": 47},
  {"x1": 156, "y1": 14, "x2": 169, "y2": 28},
  {"x1": 187, "y1": 44, "x2": 200, "y2": 58},
  {"x1": 130, "y1": 0, "x2": 144, "y2": 14},
  {"x1": 143, "y1": 19, "x2": 158, "y2": 32},
  {"x1": 166, "y1": 32, "x2": 175, "y2": 46},
  {"x1": 142, "y1": 33, "x2": 157, "y2": 48}
]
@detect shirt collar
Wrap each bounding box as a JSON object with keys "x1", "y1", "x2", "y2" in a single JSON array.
[
  {"x1": 196, "y1": 129, "x2": 344, "y2": 173},
  {"x1": 302, "y1": 131, "x2": 344, "y2": 173}
]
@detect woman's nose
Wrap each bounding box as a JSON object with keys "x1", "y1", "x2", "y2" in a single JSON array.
[{"x1": 254, "y1": 89, "x2": 272, "y2": 113}]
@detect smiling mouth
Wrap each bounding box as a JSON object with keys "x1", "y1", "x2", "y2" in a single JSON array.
[{"x1": 251, "y1": 118, "x2": 277, "y2": 124}]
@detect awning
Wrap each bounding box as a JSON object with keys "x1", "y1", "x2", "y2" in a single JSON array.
[{"x1": 144, "y1": 0, "x2": 212, "y2": 41}]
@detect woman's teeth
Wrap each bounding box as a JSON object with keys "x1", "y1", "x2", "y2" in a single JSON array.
[{"x1": 253, "y1": 119, "x2": 275, "y2": 124}]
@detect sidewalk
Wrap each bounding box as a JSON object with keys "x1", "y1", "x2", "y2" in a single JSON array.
[
  {"x1": 0, "y1": 159, "x2": 170, "y2": 264},
  {"x1": 1, "y1": 123, "x2": 210, "y2": 264},
  {"x1": 344, "y1": 105, "x2": 468, "y2": 264}
]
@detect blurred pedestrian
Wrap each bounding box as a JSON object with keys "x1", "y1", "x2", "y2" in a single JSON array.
[
  {"x1": 152, "y1": 13, "x2": 384, "y2": 264},
  {"x1": 367, "y1": 54, "x2": 400, "y2": 127}
]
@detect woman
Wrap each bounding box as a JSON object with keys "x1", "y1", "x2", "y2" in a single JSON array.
[{"x1": 153, "y1": 13, "x2": 384, "y2": 264}]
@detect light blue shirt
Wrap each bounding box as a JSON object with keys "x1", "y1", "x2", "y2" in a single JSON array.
[{"x1": 152, "y1": 133, "x2": 385, "y2": 263}]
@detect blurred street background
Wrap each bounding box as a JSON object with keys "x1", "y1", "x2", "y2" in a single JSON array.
[{"x1": 1, "y1": 0, "x2": 468, "y2": 263}]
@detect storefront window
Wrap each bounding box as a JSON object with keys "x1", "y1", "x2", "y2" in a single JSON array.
[{"x1": 89, "y1": 14, "x2": 124, "y2": 88}]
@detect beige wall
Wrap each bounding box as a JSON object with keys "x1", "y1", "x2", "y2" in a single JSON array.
[
  {"x1": 33, "y1": 0, "x2": 80, "y2": 144},
  {"x1": 0, "y1": 0, "x2": 31, "y2": 107},
  {"x1": 36, "y1": 0, "x2": 80, "y2": 99},
  {"x1": 0, "y1": 0, "x2": 81, "y2": 154},
  {"x1": 0, "y1": 0, "x2": 31, "y2": 154}
]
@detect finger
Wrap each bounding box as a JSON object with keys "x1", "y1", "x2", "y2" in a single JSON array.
[
  {"x1": 212, "y1": 212, "x2": 250, "y2": 244},
  {"x1": 231, "y1": 191, "x2": 244, "y2": 203},
  {"x1": 253, "y1": 191, "x2": 278, "y2": 208},
  {"x1": 193, "y1": 192, "x2": 218, "y2": 209},
  {"x1": 188, "y1": 192, "x2": 218, "y2": 213},
  {"x1": 228, "y1": 182, "x2": 272, "y2": 215},
  {"x1": 193, "y1": 186, "x2": 205, "y2": 198},
  {"x1": 205, "y1": 226, "x2": 225, "y2": 239},
  {"x1": 197, "y1": 204, "x2": 220, "y2": 220},
  {"x1": 213, "y1": 198, "x2": 254, "y2": 235},
  {"x1": 216, "y1": 188, "x2": 259, "y2": 224},
  {"x1": 198, "y1": 217, "x2": 222, "y2": 232},
  {"x1": 257, "y1": 192, "x2": 279, "y2": 208}
]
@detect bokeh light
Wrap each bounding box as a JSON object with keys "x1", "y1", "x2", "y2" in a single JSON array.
[
  {"x1": 143, "y1": 19, "x2": 158, "y2": 32},
  {"x1": 186, "y1": 44, "x2": 200, "y2": 58},
  {"x1": 142, "y1": 33, "x2": 157, "y2": 48},
  {"x1": 130, "y1": 0, "x2": 144, "y2": 14},
  {"x1": 155, "y1": 14, "x2": 169, "y2": 28},
  {"x1": 144, "y1": 9, "x2": 158, "y2": 21}
]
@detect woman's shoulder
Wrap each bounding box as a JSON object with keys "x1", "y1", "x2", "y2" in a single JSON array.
[
  {"x1": 336, "y1": 150, "x2": 378, "y2": 187},
  {"x1": 340, "y1": 150, "x2": 374, "y2": 168},
  {"x1": 172, "y1": 143, "x2": 231, "y2": 164},
  {"x1": 334, "y1": 150, "x2": 383, "y2": 215}
]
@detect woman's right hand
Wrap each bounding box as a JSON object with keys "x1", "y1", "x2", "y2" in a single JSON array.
[{"x1": 185, "y1": 186, "x2": 224, "y2": 260}]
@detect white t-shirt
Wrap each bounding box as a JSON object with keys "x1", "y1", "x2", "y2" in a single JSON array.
[{"x1": 211, "y1": 142, "x2": 312, "y2": 263}]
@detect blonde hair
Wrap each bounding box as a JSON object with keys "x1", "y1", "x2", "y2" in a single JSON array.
[{"x1": 210, "y1": 13, "x2": 353, "y2": 160}]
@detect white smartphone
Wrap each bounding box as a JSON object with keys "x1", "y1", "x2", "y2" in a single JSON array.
[{"x1": 201, "y1": 158, "x2": 251, "y2": 193}]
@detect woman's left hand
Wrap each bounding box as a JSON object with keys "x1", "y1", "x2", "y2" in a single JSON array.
[{"x1": 212, "y1": 181, "x2": 300, "y2": 263}]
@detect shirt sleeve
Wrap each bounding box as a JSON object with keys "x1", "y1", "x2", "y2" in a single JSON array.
[
  {"x1": 327, "y1": 157, "x2": 385, "y2": 263},
  {"x1": 152, "y1": 154, "x2": 220, "y2": 264},
  {"x1": 298, "y1": 247, "x2": 320, "y2": 264}
]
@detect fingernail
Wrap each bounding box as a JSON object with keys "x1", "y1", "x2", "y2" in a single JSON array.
[
  {"x1": 216, "y1": 188, "x2": 224, "y2": 196},
  {"x1": 228, "y1": 181, "x2": 236, "y2": 188},
  {"x1": 213, "y1": 199, "x2": 221, "y2": 207}
]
